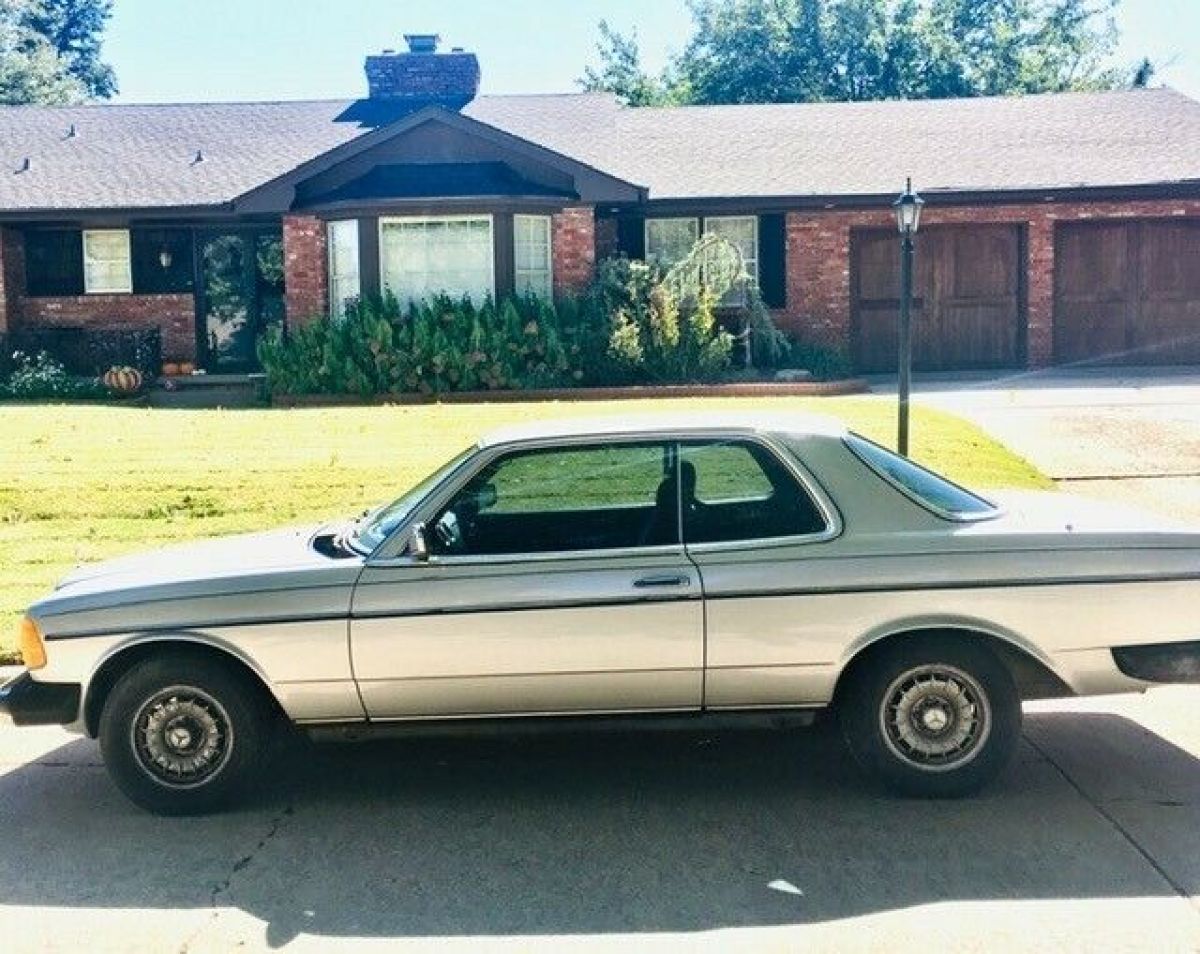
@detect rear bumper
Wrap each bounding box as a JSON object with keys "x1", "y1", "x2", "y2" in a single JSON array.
[
  {"x1": 0, "y1": 672, "x2": 81, "y2": 727},
  {"x1": 1112, "y1": 640, "x2": 1200, "y2": 684}
]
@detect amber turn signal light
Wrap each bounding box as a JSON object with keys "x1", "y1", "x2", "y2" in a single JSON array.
[{"x1": 18, "y1": 616, "x2": 47, "y2": 670}]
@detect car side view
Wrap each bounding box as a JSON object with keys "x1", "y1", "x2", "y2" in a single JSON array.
[{"x1": 3, "y1": 412, "x2": 1199, "y2": 814}]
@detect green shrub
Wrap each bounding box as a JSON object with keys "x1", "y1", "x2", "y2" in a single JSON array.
[
  {"x1": 784, "y1": 339, "x2": 855, "y2": 381},
  {"x1": 0, "y1": 351, "x2": 108, "y2": 400},
  {"x1": 257, "y1": 294, "x2": 582, "y2": 396}
]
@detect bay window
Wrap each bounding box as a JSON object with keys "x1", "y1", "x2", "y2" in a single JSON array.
[
  {"x1": 82, "y1": 229, "x2": 132, "y2": 294},
  {"x1": 379, "y1": 215, "x2": 494, "y2": 307},
  {"x1": 327, "y1": 219, "x2": 361, "y2": 319},
  {"x1": 514, "y1": 214, "x2": 553, "y2": 299}
]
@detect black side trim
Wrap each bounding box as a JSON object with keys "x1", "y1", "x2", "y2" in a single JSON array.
[
  {"x1": 703, "y1": 572, "x2": 1200, "y2": 602},
  {"x1": 0, "y1": 673, "x2": 81, "y2": 726},
  {"x1": 354, "y1": 592, "x2": 702, "y2": 621},
  {"x1": 1112, "y1": 640, "x2": 1200, "y2": 683}
]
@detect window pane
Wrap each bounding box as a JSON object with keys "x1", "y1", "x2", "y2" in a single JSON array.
[
  {"x1": 513, "y1": 214, "x2": 552, "y2": 299},
  {"x1": 380, "y1": 216, "x2": 494, "y2": 307},
  {"x1": 429, "y1": 442, "x2": 675, "y2": 555},
  {"x1": 843, "y1": 433, "x2": 997, "y2": 518},
  {"x1": 327, "y1": 220, "x2": 360, "y2": 318},
  {"x1": 704, "y1": 216, "x2": 758, "y2": 306},
  {"x1": 645, "y1": 218, "x2": 699, "y2": 267},
  {"x1": 681, "y1": 440, "x2": 827, "y2": 543},
  {"x1": 24, "y1": 230, "x2": 84, "y2": 296},
  {"x1": 82, "y1": 229, "x2": 131, "y2": 293}
]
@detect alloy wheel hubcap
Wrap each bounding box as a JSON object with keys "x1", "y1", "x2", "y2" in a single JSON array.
[
  {"x1": 131, "y1": 687, "x2": 233, "y2": 788},
  {"x1": 879, "y1": 665, "x2": 991, "y2": 771}
]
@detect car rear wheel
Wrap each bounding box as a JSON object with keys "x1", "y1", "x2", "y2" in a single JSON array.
[
  {"x1": 838, "y1": 636, "x2": 1021, "y2": 797},
  {"x1": 98, "y1": 653, "x2": 271, "y2": 815}
]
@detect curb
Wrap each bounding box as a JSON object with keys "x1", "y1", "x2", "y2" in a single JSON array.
[{"x1": 272, "y1": 379, "x2": 871, "y2": 407}]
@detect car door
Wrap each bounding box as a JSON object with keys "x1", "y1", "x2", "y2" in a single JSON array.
[
  {"x1": 350, "y1": 438, "x2": 704, "y2": 719},
  {"x1": 677, "y1": 436, "x2": 842, "y2": 709}
]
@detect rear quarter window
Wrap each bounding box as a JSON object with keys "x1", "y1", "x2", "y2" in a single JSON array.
[{"x1": 843, "y1": 433, "x2": 998, "y2": 520}]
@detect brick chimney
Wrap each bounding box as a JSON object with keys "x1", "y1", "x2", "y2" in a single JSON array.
[{"x1": 364, "y1": 34, "x2": 481, "y2": 107}]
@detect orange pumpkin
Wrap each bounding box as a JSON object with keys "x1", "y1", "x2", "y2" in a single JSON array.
[
  {"x1": 178, "y1": 362, "x2": 195, "y2": 375},
  {"x1": 162, "y1": 362, "x2": 180, "y2": 376},
  {"x1": 103, "y1": 366, "x2": 144, "y2": 394}
]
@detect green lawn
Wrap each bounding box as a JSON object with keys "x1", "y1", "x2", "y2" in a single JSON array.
[{"x1": 0, "y1": 398, "x2": 1051, "y2": 663}]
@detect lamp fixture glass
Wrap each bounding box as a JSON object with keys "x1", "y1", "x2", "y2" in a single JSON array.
[
  {"x1": 893, "y1": 177, "x2": 924, "y2": 235},
  {"x1": 158, "y1": 248, "x2": 173, "y2": 269}
]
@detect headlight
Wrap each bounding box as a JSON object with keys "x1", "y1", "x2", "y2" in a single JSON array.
[{"x1": 18, "y1": 617, "x2": 47, "y2": 670}]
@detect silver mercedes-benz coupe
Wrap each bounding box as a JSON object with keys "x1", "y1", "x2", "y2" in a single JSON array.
[{"x1": 4, "y1": 412, "x2": 1199, "y2": 814}]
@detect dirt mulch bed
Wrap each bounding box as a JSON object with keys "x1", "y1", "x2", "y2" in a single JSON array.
[{"x1": 273, "y1": 379, "x2": 870, "y2": 408}]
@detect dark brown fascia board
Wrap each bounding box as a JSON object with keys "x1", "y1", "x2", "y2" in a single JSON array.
[
  {"x1": 626, "y1": 180, "x2": 1200, "y2": 216},
  {"x1": 232, "y1": 105, "x2": 645, "y2": 214},
  {"x1": 299, "y1": 196, "x2": 583, "y2": 218},
  {"x1": 0, "y1": 203, "x2": 250, "y2": 226}
]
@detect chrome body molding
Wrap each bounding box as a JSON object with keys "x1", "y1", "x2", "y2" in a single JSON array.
[{"x1": 17, "y1": 410, "x2": 1200, "y2": 734}]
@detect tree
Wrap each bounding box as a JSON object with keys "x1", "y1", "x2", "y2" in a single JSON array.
[
  {"x1": 579, "y1": 20, "x2": 678, "y2": 106},
  {"x1": 0, "y1": 0, "x2": 115, "y2": 106},
  {"x1": 581, "y1": 0, "x2": 1152, "y2": 106}
]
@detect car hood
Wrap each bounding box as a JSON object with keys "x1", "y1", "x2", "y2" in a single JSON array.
[{"x1": 50, "y1": 523, "x2": 340, "y2": 599}]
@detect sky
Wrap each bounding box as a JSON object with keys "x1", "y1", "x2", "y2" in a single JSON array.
[{"x1": 102, "y1": 0, "x2": 1200, "y2": 104}]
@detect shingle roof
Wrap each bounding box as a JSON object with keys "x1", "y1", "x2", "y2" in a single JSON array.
[{"x1": 2, "y1": 87, "x2": 1198, "y2": 212}]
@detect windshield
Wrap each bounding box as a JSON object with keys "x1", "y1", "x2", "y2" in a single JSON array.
[
  {"x1": 350, "y1": 446, "x2": 476, "y2": 553},
  {"x1": 844, "y1": 433, "x2": 998, "y2": 520}
]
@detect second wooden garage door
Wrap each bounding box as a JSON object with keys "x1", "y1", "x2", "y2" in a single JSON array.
[
  {"x1": 852, "y1": 225, "x2": 1022, "y2": 373},
  {"x1": 1055, "y1": 220, "x2": 1200, "y2": 365}
]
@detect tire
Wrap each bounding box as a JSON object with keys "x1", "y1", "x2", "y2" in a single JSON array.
[
  {"x1": 98, "y1": 652, "x2": 271, "y2": 815},
  {"x1": 838, "y1": 635, "x2": 1021, "y2": 798}
]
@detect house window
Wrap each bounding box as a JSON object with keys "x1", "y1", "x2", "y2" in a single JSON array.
[
  {"x1": 379, "y1": 215, "x2": 494, "y2": 308},
  {"x1": 82, "y1": 229, "x2": 132, "y2": 294},
  {"x1": 704, "y1": 216, "x2": 759, "y2": 305},
  {"x1": 327, "y1": 219, "x2": 361, "y2": 319},
  {"x1": 513, "y1": 214, "x2": 553, "y2": 299},
  {"x1": 645, "y1": 217, "x2": 699, "y2": 268}
]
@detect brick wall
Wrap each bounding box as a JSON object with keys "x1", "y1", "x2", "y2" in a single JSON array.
[
  {"x1": 781, "y1": 198, "x2": 1200, "y2": 368},
  {"x1": 552, "y1": 206, "x2": 596, "y2": 297},
  {"x1": 18, "y1": 294, "x2": 196, "y2": 362},
  {"x1": 283, "y1": 214, "x2": 327, "y2": 324}
]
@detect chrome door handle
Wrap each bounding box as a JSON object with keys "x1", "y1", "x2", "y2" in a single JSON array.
[{"x1": 633, "y1": 573, "x2": 691, "y2": 588}]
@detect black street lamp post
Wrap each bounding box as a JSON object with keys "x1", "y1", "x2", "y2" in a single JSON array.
[{"x1": 893, "y1": 178, "x2": 924, "y2": 456}]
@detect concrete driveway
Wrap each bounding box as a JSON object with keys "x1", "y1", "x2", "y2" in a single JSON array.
[
  {"x1": 2, "y1": 688, "x2": 1200, "y2": 953},
  {"x1": 899, "y1": 366, "x2": 1200, "y2": 522}
]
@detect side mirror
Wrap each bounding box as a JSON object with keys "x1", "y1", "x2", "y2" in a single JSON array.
[{"x1": 409, "y1": 522, "x2": 430, "y2": 562}]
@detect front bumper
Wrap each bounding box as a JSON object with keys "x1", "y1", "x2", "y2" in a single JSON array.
[
  {"x1": 1112, "y1": 640, "x2": 1200, "y2": 684},
  {"x1": 0, "y1": 672, "x2": 81, "y2": 727}
]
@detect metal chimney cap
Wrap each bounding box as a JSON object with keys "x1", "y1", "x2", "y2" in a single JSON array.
[{"x1": 403, "y1": 34, "x2": 441, "y2": 54}]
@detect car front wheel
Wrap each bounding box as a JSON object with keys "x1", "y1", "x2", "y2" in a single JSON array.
[
  {"x1": 98, "y1": 652, "x2": 270, "y2": 815},
  {"x1": 838, "y1": 636, "x2": 1021, "y2": 797}
]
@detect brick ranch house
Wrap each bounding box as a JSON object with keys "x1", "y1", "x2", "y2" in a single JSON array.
[{"x1": 2, "y1": 34, "x2": 1200, "y2": 375}]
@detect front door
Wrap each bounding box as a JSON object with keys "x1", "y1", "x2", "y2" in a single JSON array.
[
  {"x1": 196, "y1": 230, "x2": 284, "y2": 372},
  {"x1": 350, "y1": 440, "x2": 704, "y2": 719}
]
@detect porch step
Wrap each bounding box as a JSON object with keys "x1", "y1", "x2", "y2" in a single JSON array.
[{"x1": 149, "y1": 373, "x2": 264, "y2": 408}]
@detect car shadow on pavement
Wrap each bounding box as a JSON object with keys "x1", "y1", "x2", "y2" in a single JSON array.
[{"x1": 1, "y1": 711, "x2": 1197, "y2": 946}]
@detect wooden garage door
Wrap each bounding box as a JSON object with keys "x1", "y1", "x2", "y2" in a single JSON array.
[
  {"x1": 1055, "y1": 220, "x2": 1200, "y2": 365},
  {"x1": 852, "y1": 225, "x2": 1021, "y2": 373}
]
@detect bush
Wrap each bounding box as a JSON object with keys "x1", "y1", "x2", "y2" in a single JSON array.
[
  {"x1": 257, "y1": 294, "x2": 584, "y2": 397},
  {"x1": 784, "y1": 339, "x2": 854, "y2": 381},
  {"x1": 0, "y1": 351, "x2": 109, "y2": 400}
]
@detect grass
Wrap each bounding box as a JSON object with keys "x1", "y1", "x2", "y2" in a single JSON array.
[{"x1": 0, "y1": 398, "x2": 1050, "y2": 663}]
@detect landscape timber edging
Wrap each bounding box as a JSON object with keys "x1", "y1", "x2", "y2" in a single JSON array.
[{"x1": 272, "y1": 378, "x2": 870, "y2": 407}]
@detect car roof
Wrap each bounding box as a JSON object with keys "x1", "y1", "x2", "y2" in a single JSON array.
[{"x1": 477, "y1": 411, "x2": 849, "y2": 448}]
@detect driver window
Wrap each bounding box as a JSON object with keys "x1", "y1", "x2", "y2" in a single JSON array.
[{"x1": 428, "y1": 441, "x2": 677, "y2": 556}]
